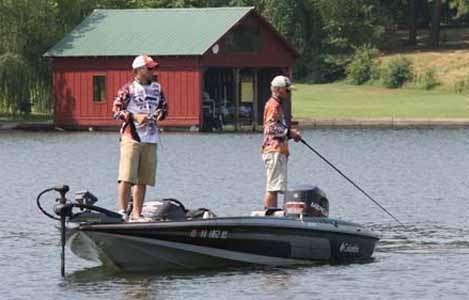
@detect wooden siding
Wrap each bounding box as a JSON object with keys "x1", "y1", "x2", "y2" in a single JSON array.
[
  {"x1": 52, "y1": 57, "x2": 201, "y2": 127},
  {"x1": 200, "y1": 14, "x2": 296, "y2": 68}
]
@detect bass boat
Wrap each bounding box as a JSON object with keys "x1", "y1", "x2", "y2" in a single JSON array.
[{"x1": 36, "y1": 184, "x2": 379, "y2": 273}]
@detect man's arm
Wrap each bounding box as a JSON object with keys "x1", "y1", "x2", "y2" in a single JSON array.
[
  {"x1": 112, "y1": 84, "x2": 141, "y2": 142},
  {"x1": 265, "y1": 103, "x2": 288, "y2": 138},
  {"x1": 112, "y1": 84, "x2": 131, "y2": 122},
  {"x1": 156, "y1": 90, "x2": 168, "y2": 121}
]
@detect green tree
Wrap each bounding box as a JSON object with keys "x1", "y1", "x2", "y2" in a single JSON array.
[
  {"x1": 409, "y1": 0, "x2": 418, "y2": 46},
  {"x1": 316, "y1": 0, "x2": 397, "y2": 80},
  {"x1": 0, "y1": 0, "x2": 57, "y2": 113},
  {"x1": 431, "y1": 0, "x2": 442, "y2": 48},
  {"x1": 449, "y1": 0, "x2": 469, "y2": 17},
  {"x1": 0, "y1": 53, "x2": 30, "y2": 114}
]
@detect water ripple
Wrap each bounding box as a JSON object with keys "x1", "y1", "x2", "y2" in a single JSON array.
[
  {"x1": 2, "y1": 129, "x2": 469, "y2": 299},
  {"x1": 372, "y1": 223, "x2": 469, "y2": 254}
]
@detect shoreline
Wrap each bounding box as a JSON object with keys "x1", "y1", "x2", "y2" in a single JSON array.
[{"x1": 3, "y1": 118, "x2": 469, "y2": 131}]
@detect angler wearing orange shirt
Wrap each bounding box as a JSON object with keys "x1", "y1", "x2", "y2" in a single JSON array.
[{"x1": 261, "y1": 75, "x2": 301, "y2": 210}]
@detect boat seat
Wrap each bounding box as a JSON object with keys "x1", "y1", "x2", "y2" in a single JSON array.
[
  {"x1": 250, "y1": 209, "x2": 284, "y2": 217},
  {"x1": 186, "y1": 208, "x2": 217, "y2": 219}
]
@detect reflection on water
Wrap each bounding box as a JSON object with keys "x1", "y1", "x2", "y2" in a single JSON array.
[
  {"x1": 373, "y1": 223, "x2": 469, "y2": 254},
  {"x1": 2, "y1": 128, "x2": 469, "y2": 299}
]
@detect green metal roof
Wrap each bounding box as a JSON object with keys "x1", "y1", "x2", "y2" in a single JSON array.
[{"x1": 44, "y1": 7, "x2": 255, "y2": 57}]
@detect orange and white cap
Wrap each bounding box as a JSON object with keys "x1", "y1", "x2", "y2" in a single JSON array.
[{"x1": 132, "y1": 54, "x2": 159, "y2": 69}]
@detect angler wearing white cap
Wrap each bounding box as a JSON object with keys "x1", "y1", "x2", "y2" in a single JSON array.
[
  {"x1": 261, "y1": 75, "x2": 301, "y2": 211},
  {"x1": 112, "y1": 54, "x2": 168, "y2": 222}
]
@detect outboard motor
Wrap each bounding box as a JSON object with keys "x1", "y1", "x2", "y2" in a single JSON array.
[{"x1": 284, "y1": 185, "x2": 329, "y2": 217}]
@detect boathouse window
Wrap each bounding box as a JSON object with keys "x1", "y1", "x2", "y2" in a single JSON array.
[
  {"x1": 224, "y1": 25, "x2": 261, "y2": 53},
  {"x1": 93, "y1": 75, "x2": 106, "y2": 102}
]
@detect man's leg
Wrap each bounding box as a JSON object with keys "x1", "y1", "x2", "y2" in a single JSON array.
[
  {"x1": 131, "y1": 143, "x2": 156, "y2": 219},
  {"x1": 263, "y1": 152, "x2": 287, "y2": 209},
  {"x1": 132, "y1": 184, "x2": 146, "y2": 218},
  {"x1": 118, "y1": 137, "x2": 139, "y2": 214},
  {"x1": 264, "y1": 191, "x2": 278, "y2": 209},
  {"x1": 118, "y1": 181, "x2": 131, "y2": 211}
]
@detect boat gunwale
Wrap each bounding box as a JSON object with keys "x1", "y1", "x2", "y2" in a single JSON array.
[{"x1": 75, "y1": 216, "x2": 380, "y2": 240}]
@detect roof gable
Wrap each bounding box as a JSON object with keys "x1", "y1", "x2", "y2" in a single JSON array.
[{"x1": 44, "y1": 7, "x2": 256, "y2": 57}]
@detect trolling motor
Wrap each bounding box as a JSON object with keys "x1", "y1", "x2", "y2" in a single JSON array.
[
  {"x1": 53, "y1": 185, "x2": 72, "y2": 216},
  {"x1": 37, "y1": 185, "x2": 73, "y2": 278},
  {"x1": 36, "y1": 185, "x2": 122, "y2": 277},
  {"x1": 55, "y1": 185, "x2": 70, "y2": 278}
]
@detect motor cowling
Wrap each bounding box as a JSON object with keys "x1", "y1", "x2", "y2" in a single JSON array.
[{"x1": 284, "y1": 185, "x2": 329, "y2": 217}]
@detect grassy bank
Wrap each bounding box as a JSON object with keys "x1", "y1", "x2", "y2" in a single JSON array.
[
  {"x1": 381, "y1": 49, "x2": 469, "y2": 90},
  {"x1": 293, "y1": 83, "x2": 469, "y2": 119},
  {"x1": 2, "y1": 83, "x2": 469, "y2": 123}
]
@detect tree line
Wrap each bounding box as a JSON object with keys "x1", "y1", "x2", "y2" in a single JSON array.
[{"x1": 1, "y1": 0, "x2": 469, "y2": 115}]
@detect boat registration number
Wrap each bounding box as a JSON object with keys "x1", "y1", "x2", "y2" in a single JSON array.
[{"x1": 190, "y1": 229, "x2": 229, "y2": 239}]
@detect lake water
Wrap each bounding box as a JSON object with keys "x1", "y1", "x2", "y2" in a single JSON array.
[{"x1": 1, "y1": 128, "x2": 469, "y2": 299}]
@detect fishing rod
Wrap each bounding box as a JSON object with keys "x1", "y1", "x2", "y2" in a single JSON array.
[{"x1": 300, "y1": 138, "x2": 404, "y2": 226}]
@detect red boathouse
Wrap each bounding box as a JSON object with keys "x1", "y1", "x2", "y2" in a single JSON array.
[{"x1": 44, "y1": 7, "x2": 298, "y2": 130}]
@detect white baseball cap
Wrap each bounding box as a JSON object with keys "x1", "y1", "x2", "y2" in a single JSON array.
[
  {"x1": 271, "y1": 75, "x2": 294, "y2": 90},
  {"x1": 132, "y1": 54, "x2": 159, "y2": 69}
]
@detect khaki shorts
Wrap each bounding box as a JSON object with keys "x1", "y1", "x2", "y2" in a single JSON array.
[
  {"x1": 263, "y1": 151, "x2": 288, "y2": 192},
  {"x1": 118, "y1": 137, "x2": 157, "y2": 186}
]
